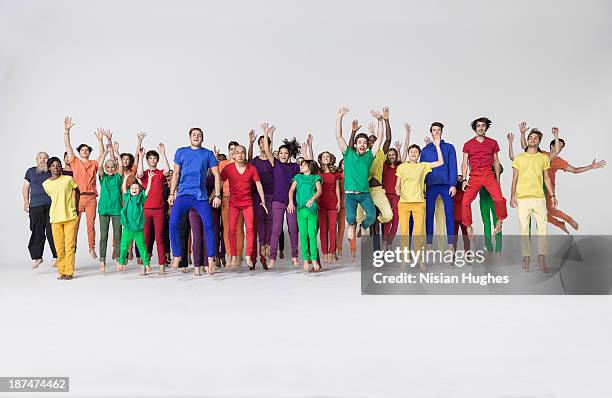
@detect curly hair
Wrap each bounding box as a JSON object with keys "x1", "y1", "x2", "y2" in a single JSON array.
[{"x1": 281, "y1": 137, "x2": 301, "y2": 160}]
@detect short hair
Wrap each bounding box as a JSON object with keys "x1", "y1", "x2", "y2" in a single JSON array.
[
  {"x1": 302, "y1": 159, "x2": 319, "y2": 175},
  {"x1": 76, "y1": 143, "x2": 93, "y2": 152},
  {"x1": 550, "y1": 138, "x2": 565, "y2": 149},
  {"x1": 47, "y1": 156, "x2": 62, "y2": 169},
  {"x1": 188, "y1": 127, "x2": 203, "y2": 136},
  {"x1": 430, "y1": 122, "x2": 444, "y2": 132},
  {"x1": 228, "y1": 141, "x2": 240, "y2": 150},
  {"x1": 145, "y1": 150, "x2": 159, "y2": 160},
  {"x1": 104, "y1": 159, "x2": 117, "y2": 167},
  {"x1": 354, "y1": 133, "x2": 369, "y2": 145},
  {"x1": 217, "y1": 154, "x2": 227, "y2": 161},
  {"x1": 233, "y1": 145, "x2": 246, "y2": 153},
  {"x1": 527, "y1": 128, "x2": 543, "y2": 142},
  {"x1": 408, "y1": 144, "x2": 421, "y2": 154},
  {"x1": 257, "y1": 135, "x2": 272, "y2": 145},
  {"x1": 471, "y1": 117, "x2": 492, "y2": 132}
]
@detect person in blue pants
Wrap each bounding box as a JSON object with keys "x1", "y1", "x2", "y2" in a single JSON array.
[
  {"x1": 168, "y1": 127, "x2": 222, "y2": 276},
  {"x1": 420, "y1": 122, "x2": 458, "y2": 251}
]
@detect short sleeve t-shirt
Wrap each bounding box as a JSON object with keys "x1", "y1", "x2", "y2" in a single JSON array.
[
  {"x1": 24, "y1": 167, "x2": 52, "y2": 207},
  {"x1": 68, "y1": 157, "x2": 99, "y2": 194},
  {"x1": 140, "y1": 169, "x2": 167, "y2": 209},
  {"x1": 98, "y1": 173, "x2": 123, "y2": 216},
  {"x1": 220, "y1": 163, "x2": 260, "y2": 207},
  {"x1": 368, "y1": 150, "x2": 385, "y2": 184},
  {"x1": 382, "y1": 163, "x2": 399, "y2": 196},
  {"x1": 511, "y1": 152, "x2": 551, "y2": 199},
  {"x1": 542, "y1": 151, "x2": 569, "y2": 192},
  {"x1": 342, "y1": 147, "x2": 374, "y2": 193},
  {"x1": 250, "y1": 157, "x2": 274, "y2": 194},
  {"x1": 317, "y1": 171, "x2": 340, "y2": 209},
  {"x1": 174, "y1": 147, "x2": 218, "y2": 201},
  {"x1": 120, "y1": 191, "x2": 147, "y2": 231},
  {"x1": 463, "y1": 137, "x2": 500, "y2": 175},
  {"x1": 395, "y1": 162, "x2": 432, "y2": 203},
  {"x1": 292, "y1": 174, "x2": 322, "y2": 213},
  {"x1": 272, "y1": 161, "x2": 300, "y2": 205},
  {"x1": 42, "y1": 176, "x2": 78, "y2": 223}
]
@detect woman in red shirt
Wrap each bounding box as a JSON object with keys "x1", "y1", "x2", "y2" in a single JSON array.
[
  {"x1": 382, "y1": 146, "x2": 402, "y2": 250},
  {"x1": 317, "y1": 151, "x2": 341, "y2": 263}
]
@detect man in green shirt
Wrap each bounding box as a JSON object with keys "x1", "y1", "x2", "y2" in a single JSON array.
[{"x1": 335, "y1": 106, "x2": 384, "y2": 241}]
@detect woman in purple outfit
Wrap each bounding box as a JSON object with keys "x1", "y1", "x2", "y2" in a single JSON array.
[{"x1": 259, "y1": 123, "x2": 301, "y2": 268}]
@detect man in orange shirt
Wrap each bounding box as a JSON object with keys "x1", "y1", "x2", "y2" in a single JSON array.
[
  {"x1": 63, "y1": 116, "x2": 105, "y2": 259},
  {"x1": 218, "y1": 140, "x2": 245, "y2": 268}
]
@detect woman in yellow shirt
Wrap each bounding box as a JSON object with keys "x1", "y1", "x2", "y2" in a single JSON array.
[{"x1": 395, "y1": 138, "x2": 444, "y2": 270}]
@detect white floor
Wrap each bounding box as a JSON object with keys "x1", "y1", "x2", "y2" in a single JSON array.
[{"x1": 1, "y1": 250, "x2": 611, "y2": 398}]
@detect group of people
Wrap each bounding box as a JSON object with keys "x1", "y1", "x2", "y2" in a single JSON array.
[{"x1": 22, "y1": 109, "x2": 606, "y2": 279}]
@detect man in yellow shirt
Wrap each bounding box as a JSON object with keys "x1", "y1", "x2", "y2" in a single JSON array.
[
  {"x1": 510, "y1": 129, "x2": 557, "y2": 273},
  {"x1": 43, "y1": 157, "x2": 80, "y2": 280}
]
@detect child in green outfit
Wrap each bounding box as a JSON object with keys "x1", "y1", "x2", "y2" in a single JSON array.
[
  {"x1": 119, "y1": 171, "x2": 154, "y2": 275},
  {"x1": 97, "y1": 137, "x2": 124, "y2": 273},
  {"x1": 287, "y1": 160, "x2": 322, "y2": 272}
]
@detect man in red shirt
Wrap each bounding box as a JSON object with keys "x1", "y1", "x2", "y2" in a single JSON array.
[
  {"x1": 461, "y1": 117, "x2": 507, "y2": 238},
  {"x1": 137, "y1": 137, "x2": 171, "y2": 274},
  {"x1": 220, "y1": 145, "x2": 268, "y2": 270}
]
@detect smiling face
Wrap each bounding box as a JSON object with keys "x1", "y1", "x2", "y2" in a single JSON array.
[
  {"x1": 356, "y1": 137, "x2": 369, "y2": 155},
  {"x1": 278, "y1": 147, "x2": 289, "y2": 163},
  {"x1": 321, "y1": 152, "x2": 332, "y2": 165},
  {"x1": 189, "y1": 129, "x2": 203, "y2": 147},
  {"x1": 104, "y1": 160, "x2": 117, "y2": 175},
  {"x1": 129, "y1": 182, "x2": 142, "y2": 196}
]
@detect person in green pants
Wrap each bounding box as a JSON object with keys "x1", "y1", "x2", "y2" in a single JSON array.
[
  {"x1": 479, "y1": 164, "x2": 503, "y2": 253},
  {"x1": 287, "y1": 160, "x2": 322, "y2": 272},
  {"x1": 97, "y1": 131, "x2": 124, "y2": 273},
  {"x1": 119, "y1": 170, "x2": 154, "y2": 275}
]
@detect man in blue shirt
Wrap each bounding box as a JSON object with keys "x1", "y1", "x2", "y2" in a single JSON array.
[
  {"x1": 168, "y1": 127, "x2": 222, "y2": 276},
  {"x1": 419, "y1": 122, "x2": 458, "y2": 250}
]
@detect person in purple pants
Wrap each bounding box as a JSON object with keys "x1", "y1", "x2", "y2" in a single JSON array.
[
  {"x1": 258, "y1": 123, "x2": 301, "y2": 268},
  {"x1": 248, "y1": 127, "x2": 275, "y2": 266}
]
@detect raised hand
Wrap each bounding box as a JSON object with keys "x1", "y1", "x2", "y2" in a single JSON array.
[
  {"x1": 103, "y1": 129, "x2": 113, "y2": 141},
  {"x1": 106, "y1": 143, "x2": 113, "y2": 153},
  {"x1": 268, "y1": 126, "x2": 276, "y2": 137},
  {"x1": 213, "y1": 145, "x2": 219, "y2": 156},
  {"x1": 370, "y1": 110, "x2": 382, "y2": 120},
  {"x1": 592, "y1": 159, "x2": 606, "y2": 169},
  {"x1": 139, "y1": 147, "x2": 145, "y2": 158},
  {"x1": 137, "y1": 131, "x2": 146, "y2": 143},
  {"x1": 337, "y1": 107, "x2": 349, "y2": 117},
  {"x1": 113, "y1": 141, "x2": 120, "y2": 152},
  {"x1": 260, "y1": 122, "x2": 274, "y2": 135},
  {"x1": 404, "y1": 122, "x2": 411, "y2": 134},
  {"x1": 424, "y1": 136, "x2": 431, "y2": 145},
  {"x1": 158, "y1": 143, "x2": 166, "y2": 153},
  {"x1": 382, "y1": 106, "x2": 389, "y2": 120},
  {"x1": 148, "y1": 170, "x2": 156, "y2": 180},
  {"x1": 507, "y1": 132, "x2": 514, "y2": 142},
  {"x1": 394, "y1": 140, "x2": 402, "y2": 151},
  {"x1": 552, "y1": 127, "x2": 559, "y2": 137},
  {"x1": 519, "y1": 122, "x2": 529, "y2": 135},
  {"x1": 248, "y1": 129, "x2": 256, "y2": 143},
  {"x1": 368, "y1": 122, "x2": 375, "y2": 135},
  {"x1": 64, "y1": 116, "x2": 75, "y2": 131},
  {"x1": 351, "y1": 119, "x2": 361, "y2": 133},
  {"x1": 95, "y1": 128, "x2": 104, "y2": 141}
]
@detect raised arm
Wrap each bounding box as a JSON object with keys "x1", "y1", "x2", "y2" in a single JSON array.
[
  {"x1": 336, "y1": 107, "x2": 349, "y2": 153},
  {"x1": 303, "y1": 133, "x2": 313, "y2": 160},
  {"x1": 381, "y1": 106, "x2": 392, "y2": 153},
  {"x1": 401, "y1": 123, "x2": 410, "y2": 162},
  {"x1": 95, "y1": 128, "x2": 105, "y2": 165},
  {"x1": 136, "y1": 145, "x2": 145, "y2": 179},
  {"x1": 121, "y1": 171, "x2": 130, "y2": 194},
  {"x1": 261, "y1": 123, "x2": 275, "y2": 167},
  {"x1": 247, "y1": 129, "x2": 256, "y2": 161},
  {"x1": 98, "y1": 143, "x2": 109, "y2": 177},
  {"x1": 307, "y1": 133, "x2": 314, "y2": 160},
  {"x1": 548, "y1": 127, "x2": 560, "y2": 160},
  {"x1": 158, "y1": 143, "x2": 170, "y2": 176},
  {"x1": 348, "y1": 119, "x2": 360, "y2": 149},
  {"x1": 110, "y1": 138, "x2": 123, "y2": 176},
  {"x1": 135, "y1": 132, "x2": 145, "y2": 172},
  {"x1": 63, "y1": 116, "x2": 76, "y2": 162},
  {"x1": 518, "y1": 122, "x2": 528, "y2": 150},
  {"x1": 370, "y1": 110, "x2": 384, "y2": 154},
  {"x1": 506, "y1": 132, "x2": 516, "y2": 161},
  {"x1": 428, "y1": 139, "x2": 445, "y2": 168}
]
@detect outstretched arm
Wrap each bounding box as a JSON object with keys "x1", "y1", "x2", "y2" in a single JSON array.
[
  {"x1": 506, "y1": 132, "x2": 515, "y2": 161},
  {"x1": 370, "y1": 110, "x2": 384, "y2": 154},
  {"x1": 381, "y1": 106, "x2": 392, "y2": 153},
  {"x1": 518, "y1": 121, "x2": 528, "y2": 150},
  {"x1": 336, "y1": 107, "x2": 349, "y2": 153},
  {"x1": 566, "y1": 159, "x2": 606, "y2": 174},
  {"x1": 63, "y1": 116, "x2": 76, "y2": 162},
  {"x1": 247, "y1": 129, "x2": 256, "y2": 161}
]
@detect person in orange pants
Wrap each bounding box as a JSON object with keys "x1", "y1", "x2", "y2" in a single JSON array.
[{"x1": 63, "y1": 116, "x2": 105, "y2": 260}]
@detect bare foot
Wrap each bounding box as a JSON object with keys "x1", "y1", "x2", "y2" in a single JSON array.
[
  {"x1": 522, "y1": 256, "x2": 530, "y2": 272},
  {"x1": 419, "y1": 262, "x2": 426, "y2": 272},
  {"x1": 99, "y1": 262, "x2": 105, "y2": 273},
  {"x1": 351, "y1": 249, "x2": 356, "y2": 261},
  {"x1": 171, "y1": 257, "x2": 181, "y2": 270},
  {"x1": 360, "y1": 226, "x2": 368, "y2": 237},
  {"x1": 466, "y1": 226, "x2": 474, "y2": 239},
  {"x1": 312, "y1": 261, "x2": 321, "y2": 272},
  {"x1": 207, "y1": 259, "x2": 215, "y2": 275},
  {"x1": 538, "y1": 255, "x2": 549, "y2": 273},
  {"x1": 32, "y1": 259, "x2": 43, "y2": 269},
  {"x1": 51, "y1": 258, "x2": 58, "y2": 267},
  {"x1": 90, "y1": 249, "x2": 98, "y2": 260},
  {"x1": 194, "y1": 267, "x2": 201, "y2": 276},
  {"x1": 139, "y1": 266, "x2": 145, "y2": 276},
  {"x1": 292, "y1": 257, "x2": 299, "y2": 267},
  {"x1": 159, "y1": 265, "x2": 166, "y2": 275},
  {"x1": 116, "y1": 261, "x2": 121, "y2": 272},
  {"x1": 347, "y1": 224, "x2": 356, "y2": 240},
  {"x1": 558, "y1": 221, "x2": 570, "y2": 235},
  {"x1": 493, "y1": 219, "x2": 503, "y2": 235},
  {"x1": 269, "y1": 259, "x2": 275, "y2": 269},
  {"x1": 303, "y1": 261, "x2": 310, "y2": 271},
  {"x1": 568, "y1": 219, "x2": 579, "y2": 230},
  {"x1": 145, "y1": 266, "x2": 151, "y2": 274}
]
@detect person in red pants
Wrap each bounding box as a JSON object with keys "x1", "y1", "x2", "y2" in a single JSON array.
[
  {"x1": 136, "y1": 135, "x2": 171, "y2": 274},
  {"x1": 220, "y1": 145, "x2": 268, "y2": 270},
  {"x1": 316, "y1": 151, "x2": 341, "y2": 263},
  {"x1": 460, "y1": 117, "x2": 507, "y2": 238}
]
